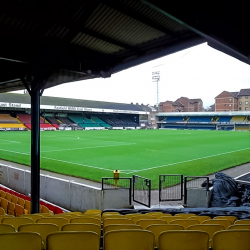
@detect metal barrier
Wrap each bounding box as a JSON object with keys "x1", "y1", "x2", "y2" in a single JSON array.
[
  {"x1": 102, "y1": 177, "x2": 132, "y2": 205},
  {"x1": 133, "y1": 175, "x2": 151, "y2": 207},
  {"x1": 159, "y1": 174, "x2": 183, "y2": 201},
  {"x1": 184, "y1": 176, "x2": 209, "y2": 204}
]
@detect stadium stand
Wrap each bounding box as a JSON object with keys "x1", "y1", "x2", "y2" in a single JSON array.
[
  {"x1": 92, "y1": 117, "x2": 111, "y2": 128},
  {"x1": 67, "y1": 114, "x2": 84, "y2": 124},
  {"x1": 44, "y1": 116, "x2": 60, "y2": 128},
  {"x1": 0, "y1": 114, "x2": 26, "y2": 130},
  {"x1": 165, "y1": 117, "x2": 186, "y2": 122},
  {"x1": 231, "y1": 116, "x2": 247, "y2": 122},
  {"x1": 217, "y1": 116, "x2": 233, "y2": 123},
  {"x1": 188, "y1": 117, "x2": 212, "y2": 123}
]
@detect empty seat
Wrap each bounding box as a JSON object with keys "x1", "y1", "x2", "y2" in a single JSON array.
[
  {"x1": 213, "y1": 230, "x2": 250, "y2": 250},
  {"x1": 47, "y1": 231, "x2": 99, "y2": 250},
  {"x1": 146, "y1": 224, "x2": 184, "y2": 248},
  {"x1": 17, "y1": 198, "x2": 25, "y2": 207},
  {"x1": 136, "y1": 219, "x2": 166, "y2": 230},
  {"x1": 19, "y1": 223, "x2": 59, "y2": 248},
  {"x1": 175, "y1": 213, "x2": 196, "y2": 219},
  {"x1": 70, "y1": 217, "x2": 101, "y2": 227},
  {"x1": 213, "y1": 216, "x2": 237, "y2": 223},
  {"x1": 104, "y1": 230, "x2": 154, "y2": 250},
  {"x1": 125, "y1": 213, "x2": 142, "y2": 219},
  {"x1": 0, "y1": 215, "x2": 14, "y2": 223},
  {"x1": 103, "y1": 218, "x2": 134, "y2": 228},
  {"x1": 0, "y1": 207, "x2": 5, "y2": 215},
  {"x1": 228, "y1": 224, "x2": 250, "y2": 230},
  {"x1": 104, "y1": 224, "x2": 143, "y2": 234},
  {"x1": 234, "y1": 219, "x2": 250, "y2": 225},
  {"x1": 132, "y1": 215, "x2": 156, "y2": 224},
  {"x1": 7, "y1": 201, "x2": 15, "y2": 216},
  {"x1": 145, "y1": 212, "x2": 164, "y2": 219},
  {"x1": 159, "y1": 230, "x2": 209, "y2": 250},
  {"x1": 11, "y1": 195, "x2": 18, "y2": 205},
  {"x1": 15, "y1": 204, "x2": 26, "y2": 216},
  {"x1": 0, "y1": 224, "x2": 15, "y2": 233},
  {"x1": 0, "y1": 232, "x2": 42, "y2": 250},
  {"x1": 37, "y1": 217, "x2": 67, "y2": 230},
  {"x1": 203, "y1": 219, "x2": 232, "y2": 229},
  {"x1": 5, "y1": 193, "x2": 12, "y2": 202},
  {"x1": 1, "y1": 198, "x2": 8, "y2": 213},
  {"x1": 189, "y1": 216, "x2": 211, "y2": 223},
  {"x1": 160, "y1": 216, "x2": 183, "y2": 224},
  {"x1": 0, "y1": 190, "x2": 6, "y2": 198},
  {"x1": 103, "y1": 214, "x2": 125, "y2": 220},
  {"x1": 19, "y1": 214, "x2": 44, "y2": 223},
  {"x1": 24, "y1": 200, "x2": 31, "y2": 214},
  {"x1": 170, "y1": 219, "x2": 200, "y2": 229},
  {"x1": 2, "y1": 217, "x2": 33, "y2": 230},
  {"x1": 62, "y1": 223, "x2": 101, "y2": 237}
]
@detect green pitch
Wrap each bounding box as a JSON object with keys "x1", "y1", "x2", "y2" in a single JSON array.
[{"x1": 0, "y1": 129, "x2": 250, "y2": 189}]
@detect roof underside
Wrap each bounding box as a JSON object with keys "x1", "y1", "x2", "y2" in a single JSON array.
[
  {"x1": 157, "y1": 111, "x2": 250, "y2": 117},
  {"x1": 0, "y1": 0, "x2": 249, "y2": 93}
]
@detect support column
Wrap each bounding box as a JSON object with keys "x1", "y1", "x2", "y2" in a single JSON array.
[{"x1": 30, "y1": 81, "x2": 41, "y2": 214}]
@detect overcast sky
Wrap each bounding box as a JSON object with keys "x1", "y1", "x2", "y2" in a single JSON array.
[{"x1": 13, "y1": 43, "x2": 250, "y2": 108}]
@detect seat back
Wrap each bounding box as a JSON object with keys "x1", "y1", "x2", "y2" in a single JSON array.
[
  {"x1": 103, "y1": 214, "x2": 126, "y2": 220},
  {"x1": 160, "y1": 216, "x2": 183, "y2": 224},
  {"x1": 104, "y1": 224, "x2": 143, "y2": 234},
  {"x1": 1, "y1": 198, "x2": 8, "y2": 213},
  {"x1": 70, "y1": 217, "x2": 101, "y2": 226},
  {"x1": 103, "y1": 218, "x2": 134, "y2": 228},
  {"x1": 132, "y1": 215, "x2": 156, "y2": 223},
  {"x1": 159, "y1": 230, "x2": 209, "y2": 250},
  {"x1": 0, "y1": 232, "x2": 42, "y2": 250},
  {"x1": 213, "y1": 230, "x2": 250, "y2": 250},
  {"x1": 0, "y1": 215, "x2": 14, "y2": 223},
  {"x1": 7, "y1": 202, "x2": 15, "y2": 216},
  {"x1": 213, "y1": 216, "x2": 237, "y2": 223},
  {"x1": 17, "y1": 198, "x2": 25, "y2": 207},
  {"x1": 0, "y1": 224, "x2": 15, "y2": 233},
  {"x1": 189, "y1": 216, "x2": 211, "y2": 223},
  {"x1": 15, "y1": 204, "x2": 25, "y2": 216},
  {"x1": 170, "y1": 219, "x2": 200, "y2": 229},
  {"x1": 37, "y1": 217, "x2": 68, "y2": 230},
  {"x1": 234, "y1": 219, "x2": 250, "y2": 225},
  {"x1": 19, "y1": 214, "x2": 44, "y2": 223},
  {"x1": 104, "y1": 229, "x2": 154, "y2": 250},
  {"x1": 49, "y1": 214, "x2": 73, "y2": 222},
  {"x1": 47, "y1": 231, "x2": 99, "y2": 250},
  {"x1": 62, "y1": 223, "x2": 101, "y2": 237},
  {"x1": 203, "y1": 219, "x2": 232, "y2": 229},
  {"x1": 0, "y1": 190, "x2": 6, "y2": 198},
  {"x1": 0, "y1": 207, "x2": 5, "y2": 215},
  {"x1": 11, "y1": 195, "x2": 18, "y2": 205},
  {"x1": 145, "y1": 212, "x2": 164, "y2": 219},
  {"x1": 24, "y1": 200, "x2": 31, "y2": 214},
  {"x1": 19, "y1": 223, "x2": 59, "y2": 247},
  {"x1": 175, "y1": 213, "x2": 196, "y2": 219},
  {"x1": 125, "y1": 213, "x2": 142, "y2": 219},
  {"x1": 188, "y1": 224, "x2": 224, "y2": 239},
  {"x1": 146, "y1": 224, "x2": 184, "y2": 248},
  {"x1": 136, "y1": 219, "x2": 166, "y2": 229},
  {"x1": 5, "y1": 193, "x2": 12, "y2": 202},
  {"x1": 228, "y1": 224, "x2": 250, "y2": 230},
  {"x1": 2, "y1": 217, "x2": 33, "y2": 230}
]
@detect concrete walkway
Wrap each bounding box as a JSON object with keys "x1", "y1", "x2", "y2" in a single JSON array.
[{"x1": 1, "y1": 158, "x2": 249, "y2": 206}]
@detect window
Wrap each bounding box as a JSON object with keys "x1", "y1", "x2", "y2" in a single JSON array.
[
  {"x1": 245, "y1": 107, "x2": 249, "y2": 110},
  {"x1": 239, "y1": 101, "x2": 242, "y2": 105},
  {"x1": 239, "y1": 107, "x2": 241, "y2": 110},
  {"x1": 229, "y1": 104, "x2": 232, "y2": 107},
  {"x1": 239, "y1": 96, "x2": 242, "y2": 99},
  {"x1": 224, "y1": 104, "x2": 226, "y2": 106},
  {"x1": 246, "y1": 102, "x2": 248, "y2": 105},
  {"x1": 246, "y1": 96, "x2": 249, "y2": 99},
  {"x1": 229, "y1": 98, "x2": 232, "y2": 101}
]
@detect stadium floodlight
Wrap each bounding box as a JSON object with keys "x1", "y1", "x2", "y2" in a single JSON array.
[{"x1": 152, "y1": 71, "x2": 160, "y2": 106}]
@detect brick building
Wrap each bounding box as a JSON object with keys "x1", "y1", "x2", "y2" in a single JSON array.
[
  {"x1": 158, "y1": 97, "x2": 203, "y2": 112},
  {"x1": 238, "y1": 89, "x2": 250, "y2": 111}
]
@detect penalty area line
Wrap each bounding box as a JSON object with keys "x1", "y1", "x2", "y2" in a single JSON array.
[{"x1": 125, "y1": 147, "x2": 250, "y2": 174}]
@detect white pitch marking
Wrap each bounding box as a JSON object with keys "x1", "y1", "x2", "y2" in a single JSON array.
[
  {"x1": 0, "y1": 139, "x2": 20, "y2": 143},
  {"x1": 41, "y1": 143, "x2": 135, "y2": 153},
  {"x1": 125, "y1": 147, "x2": 250, "y2": 174}
]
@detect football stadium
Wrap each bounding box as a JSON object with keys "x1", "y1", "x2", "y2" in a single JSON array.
[{"x1": 1, "y1": 1, "x2": 250, "y2": 249}]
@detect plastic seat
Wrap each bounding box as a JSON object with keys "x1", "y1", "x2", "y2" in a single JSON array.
[
  {"x1": 11, "y1": 195, "x2": 18, "y2": 205},
  {"x1": 102, "y1": 212, "x2": 120, "y2": 218},
  {"x1": 146, "y1": 224, "x2": 184, "y2": 248},
  {"x1": 62, "y1": 223, "x2": 101, "y2": 237},
  {"x1": 188, "y1": 224, "x2": 224, "y2": 247},
  {"x1": 104, "y1": 218, "x2": 134, "y2": 228},
  {"x1": 5, "y1": 193, "x2": 12, "y2": 202},
  {"x1": 0, "y1": 224, "x2": 15, "y2": 233},
  {"x1": 15, "y1": 204, "x2": 26, "y2": 216},
  {"x1": 213, "y1": 216, "x2": 237, "y2": 223},
  {"x1": 203, "y1": 219, "x2": 232, "y2": 229},
  {"x1": 213, "y1": 230, "x2": 250, "y2": 250},
  {"x1": 170, "y1": 219, "x2": 200, "y2": 229},
  {"x1": 159, "y1": 230, "x2": 209, "y2": 250},
  {"x1": 103, "y1": 214, "x2": 126, "y2": 220},
  {"x1": 2, "y1": 217, "x2": 33, "y2": 230},
  {"x1": 48, "y1": 214, "x2": 73, "y2": 222},
  {"x1": 0, "y1": 190, "x2": 6, "y2": 198},
  {"x1": 85, "y1": 209, "x2": 101, "y2": 214},
  {"x1": 0, "y1": 215, "x2": 14, "y2": 223},
  {"x1": 125, "y1": 213, "x2": 142, "y2": 219},
  {"x1": 24, "y1": 200, "x2": 31, "y2": 214},
  {"x1": 47, "y1": 231, "x2": 99, "y2": 250},
  {"x1": 175, "y1": 213, "x2": 196, "y2": 219},
  {"x1": 145, "y1": 212, "x2": 164, "y2": 219},
  {"x1": 19, "y1": 214, "x2": 44, "y2": 223},
  {"x1": 37, "y1": 217, "x2": 68, "y2": 230},
  {"x1": 132, "y1": 215, "x2": 156, "y2": 223},
  {"x1": 19, "y1": 223, "x2": 59, "y2": 248},
  {"x1": 65, "y1": 212, "x2": 82, "y2": 215},
  {"x1": 160, "y1": 216, "x2": 183, "y2": 224},
  {"x1": 1, "y1": 198, "x2": 8, "y2": 213},
  {"x1": 0, "y1": 207, "x2": 5, "y2": 215},
  {"x1": 78, "y1": 214, "x2": 101, "y2": 219},
  {"x1": 104, "y1": 229, "x2": 154, "y2": 250},
  {"x1": 136, "y1": 219, "x2": 166, "y2": 229},
  {"x1": 70, "y1": 217, "x2": 101, "y2": 227},
  {"x1": 0, "y1": 232, "x2": 42, "y2": 250},
  {"x1": 17, "y1": 198, "x2": 25, "y2": 207},
  {"x1": 189, "y1": 216, "x2": 211, "y2": 223},
  {"x1": 228, "y1": 224, "x2": 250, "y2": 230},
  {"x1": 7, "y1": 201, "x2": 15, "y2": 216},
  {"x1": 234, "y1": 219, "x2": 250, "y2": 225},
  {"x1": 104, "y1": 224, "x2": 143, "y2": 234}
]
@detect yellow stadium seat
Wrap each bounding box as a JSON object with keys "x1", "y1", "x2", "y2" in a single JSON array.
[
  {"x1": 17, "y1": 198, "x2": 25, "y2": 207},
  {"x1": 48, "y1": 214, "x2": 73, "y2": 222},
  {"x1": 214, "y1": 216, "x2": 237, "y2": 223},
  {"x1": 0, "y1": 224, "x2": 15, "y2": 233},
  {"x1": 0, "y1": 232, "x2": 42, "y2": 250},
  {"x1": 104, "y1": 224, "x2": 143, "y2": 234},
  {"x1": 77, "y1": 214, "x2": 101, "y2": 219},
  {"x1": 62, "y1": 223, "x2": 101, "y2": 237},
  {"x1": 170, "y1": 219, "x2": 200, "y2": 229},
  {"x1": 24, "y1": 200, "x2": 31, "y2": 214},
  {"x1": 0, "y1": 190, "x2": 6, "y2": 198},
  {"x1": 188, "y1": 224, "x2": 224, "y2": 247},
  {"x1": 0, "y1": 215, "x2": 14, "y2": 223},
  {"x1": 65, "y1": 212, "x2": 82, "y2": 216},
  {"x1": 132, "y1": 215, "x2": 156, "y2": 224},
  {"x1": 234, "y1": 219, "x2": 250, "y2": 225},
  {"x1": 19, "y1": 214, "x2": 44, "y2": 223},
  {"x1": 15, "y1": 204, "x2": 26, "y2": 216},
  {"x1": 104, "y1": 230, "x2": 154, "y2": 250},
  {"x1": 146, "y1": 224, "x2": 184, "y2": 248},
  {"x1": 7, "y1": 201, "x2": 15, "y2": 216},
  {"x1": 175, "y1": 213, "x2": 196, "y2": 219},
  {"x1": 0, "y1": 207, "x2": 5, "y2": 215},
  {"x1": 136, "y1": 219, "x2": 166, "y2": 229},
  {"x1": 213, "y1": 230, "x2": 250, "y2": 250},
  {"x1": 203, "y1": 219, "x2": 232, "y2": 229},
  {"x1": 189, "y1": 216, "x2": 211, "y2": 223},
  {"x1": 47, "y1": 231, "x2": 99, "y2": 250},
  {"x1": 228, "y1": 224, "x2": 250, "y2": 230},
  {"x1": 1, "y1": 198, "x2": 8, "y2": 214},
  {"x1": 125, "y1": 213, "x2": 142, "y2": 219},
  {"x1": 84, "y1": 209, "x2": 101, "y2": 214},
  {"x1": 102, "y1": 214, "x2": 125, "y2": 220},
  {"x1": 5, "y1": 193, "x2": 12, "y2": 202},
  {"x1": 37, "y1": 217, "x2": 68, "y2": 230},
  {"x1": 19, "y1": 223, "x2": 59, "y2": 249},
  {"x1": 2, "y1": 217, "x2": 33, "y2": 231},
  {"x1": 70, "y1": 217, "x2": 101, "y2": 227},
  {"x1": 160, "y1": 216, "x2": 183, "y2": 224},
  {"x1": 11, "y1": 195, "x2": 18, "y2": 205},
  {"x1": 103, "y1": 218, "x2": 134, "y2": 228}
]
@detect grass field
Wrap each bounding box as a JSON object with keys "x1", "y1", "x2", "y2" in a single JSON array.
[{"x1": 0, "y1": 129, "x2": 250, "y2": 189}]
